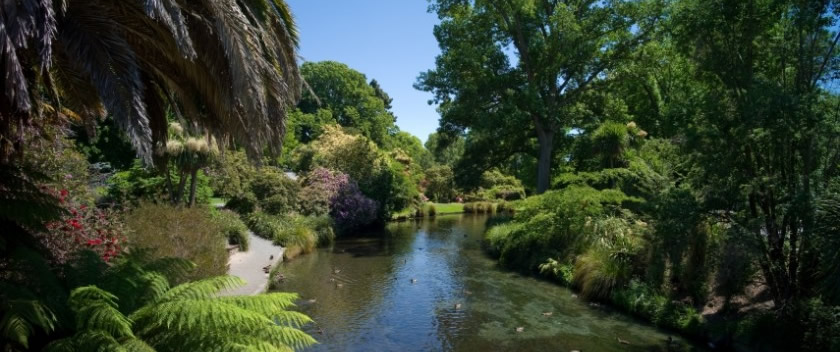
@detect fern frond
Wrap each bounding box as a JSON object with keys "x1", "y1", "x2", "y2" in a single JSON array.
[
  {"x1": 121, "y1": 337, "x2": 157, "y2": 352},
  {"x1": 218, "y1": 293, "x2": 313, "y2": 327},
  {"x1": 154, "y1": 275, "x2": 245, "y2": 302},
  {"x1": 68, "y1": 286, "x2": 134, "y2": 339}
]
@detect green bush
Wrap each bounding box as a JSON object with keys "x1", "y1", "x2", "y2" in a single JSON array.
[
  {"x1": 210, "y1": 209, "x2": 250, "y2": 251},
  {"x1": 427, "y1": 204, "x2": 437, "y2": 217},
  {"x1": 484, "y1": 186, "x2": 638, "y2": 272},
  {"x1": 108, "y1": 160, "x2": 213, "y2": 205},
  {"x1": 463, "y1": 202, "x2": 476, "y2": 213},
  {"x1": 226, "y1": 192, "x2": 259, "y2": 214},
  {"x1": 245, "y1": 212, "x2": 323, "y2": 253},
  {"x1": 538, "y1": 258, "x2": 574, "y2": 286},
  {"x1": 296, "y1": 215, "x2": 335, "y2": 246},
  {"x1": 262, "y1": 192, "x2": 298, "y2": 215},
  {"x1": 125, "y1": 203, "x2": 227, "y2": 281},
  {"x1": 250, "y1": 167, "x2": 300, "y2": 215},
  {"x1": 611, "y1": 280, "x2": 704, "y2": 337}
]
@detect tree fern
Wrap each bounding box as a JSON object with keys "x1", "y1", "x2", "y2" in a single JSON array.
[{"x1": 41, "y1": 255, "x2": 316, "y2": 351}]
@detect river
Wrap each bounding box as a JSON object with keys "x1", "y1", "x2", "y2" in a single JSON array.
[{"x1": 272, "y1": 214, "x2": 704, "y2": 352}]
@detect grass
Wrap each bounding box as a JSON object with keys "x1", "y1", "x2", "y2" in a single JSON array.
[{"x1": 391, "y1": 202, "x2": 465, "y2": 220}]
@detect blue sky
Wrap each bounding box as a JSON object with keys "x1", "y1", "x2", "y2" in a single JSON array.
[{"x1": 288, "y1": 0, "x2": 442, "y2": 143}]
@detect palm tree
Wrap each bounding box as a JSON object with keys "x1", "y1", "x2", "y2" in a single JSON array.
[{"x1": 0, "y1": 0, "x2": 301, "y2": 165}]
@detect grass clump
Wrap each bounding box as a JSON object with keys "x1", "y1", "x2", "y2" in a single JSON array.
[{"x1": 210, "y1": 209, "x2": 250, "y2": 251}]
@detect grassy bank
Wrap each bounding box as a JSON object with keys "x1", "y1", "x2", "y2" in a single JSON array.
[{"x1": 391, "y1": 202, "x2": 465, "y2": 220}]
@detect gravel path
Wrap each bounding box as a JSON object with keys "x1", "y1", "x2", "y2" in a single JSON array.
[{"x1": 221, "y1": 231, "x2": 285, "y2": 296}]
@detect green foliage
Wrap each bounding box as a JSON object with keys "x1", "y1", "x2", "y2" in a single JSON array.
[
  {"x1": 209, "y1": 209, "x2": 250, "y2": 251},
  {"x1": 424, "y1": 165, "x2": 456, "y2": 202},
  {"x1": 206, "y1": 150, "x2": 256, "y2": 200},
  {"x1": 245, "y1": 212, "x2": 319, "y2": 253},
  {"x1": 72, "y1": 117, "x2": 136, "y2": 170},
  {"x1": 250, "y1": 168, "x2": 300, "y2": 215},
  {"x1": 612, "y1": 280, "x2": 704, "y2": 337},
  {"x1": 107, "y1": 161, "x2": 212, "y2": 206},
  {"x1": 572, "y1": 217, "x2": 644, "y2": 300},
  {"x1": 485, "y1": 186, "x2": 639, "y2": 272},
  {"x1": 299, "y1": 61, "x2": 397, "y2": 146},
  {"x1": 225, "y1": 192, "x2": 259, "y2": 215},
  {"x1": 424, "y1": 132, "x2": 465, "y2": 168},
  {"x1": 538, "y1": 258, "x2": 574, "y2": 286},
  {"x1": 125, "y1": 204, "x2": 228, "y2": 282}
]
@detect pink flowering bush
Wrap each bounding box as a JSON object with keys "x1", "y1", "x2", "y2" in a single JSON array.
[
  {"x1": 40, "y1": 188, "x2": 126, "y2": 263},
  {"x1": 300, "y1": 167, "x2": 377, "y2": 232}
]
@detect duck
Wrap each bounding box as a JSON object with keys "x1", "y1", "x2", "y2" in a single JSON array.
[
  {"x1": 336, "y1": 283, "x2": 344, "y2": 288},
  {"x1": 617, "y1": 337, "x2": 631, "y2": 345},
  {"x1": 542, "y1": 312, "x2": 553, "y2": 317},
  {"x1": 307, "y1": 298, "x2": 317, "y2": 304},
  {"x1": 269, "y1": 255, "x2": 274, "y2": 260},
  {"x1": 333, "y1": 268, "x2": 341, "y2": 274},
  {"x1": 463, "y1": 289, "x2": 473, "y2": 295},
  {"x1": 410, "y1": 278, "x2": 418, "y2": 284},
  {"x1": 515, "y1": 327, "x2": 524, "y2": 333},
  {"x1": 454, "y1": 303, "x2": 462, "y2": 310}
]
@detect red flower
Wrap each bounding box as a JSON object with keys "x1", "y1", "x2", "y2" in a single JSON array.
[
  {"x1": 60, "y1": 189, "x2": 68, "y2": 197},
  {"x1": 86, "y1": 238, "x2": 103, "y2": 246}
]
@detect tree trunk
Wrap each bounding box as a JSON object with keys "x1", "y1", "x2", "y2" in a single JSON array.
[
  {"x1": 188, "y1": 168, "x2": 199, "y2": 208},
  {"x1": 175, "y1": 170, "x2": 188, "y2": 205},
  {"x1": 165, "y1": 169, "x2": 176, "y2": 204},
  {"x1": 536, "y1": 127, "x2": 554, "y2": 194}
]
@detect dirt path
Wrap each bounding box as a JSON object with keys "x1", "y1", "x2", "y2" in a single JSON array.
[{"x1": 221, "y1": 231, "x2": 285, "y2": 296}]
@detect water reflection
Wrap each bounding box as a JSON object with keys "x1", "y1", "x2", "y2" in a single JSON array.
[{"x1": 272, "y1": 214, "x2": 704, "y2": 352}]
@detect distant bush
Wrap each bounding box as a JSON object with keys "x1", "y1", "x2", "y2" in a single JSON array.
[
  {"x1": 245, "y1": 212, "x2": 320, "y2": 256},
  {"x1": 125, "y1": 203, "x2": 227, "y2": 281},
  {"x1": 206, "y1": 150, "x2": 256, "y2": 199},
  {"x1": 296, "y1": 215, "x2": 335, "y2": 246},
  {"x1": 250, "y1": 168, "x2": 299, "y2": 215},
  {"x1": 210, "y1": 209, "x2": 249, "y2": 251},
  {"x1": 538, "y1": 258, "x2": 574, "y2": 286},
  {"x1": 226, "y1": 192, "x2": 258, "y2": 214}
]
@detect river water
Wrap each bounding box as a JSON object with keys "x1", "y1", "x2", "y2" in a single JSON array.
[{"x1": 272, "y1": 214, "x2": 704, "y2": 352}]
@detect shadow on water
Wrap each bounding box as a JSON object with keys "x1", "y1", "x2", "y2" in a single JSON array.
[{"x1": 272, "y1": 214, "x2": 706, "y2": 352}]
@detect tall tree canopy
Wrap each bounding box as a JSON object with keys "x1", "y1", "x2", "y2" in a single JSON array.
[
  {"x1": 417, "y1": 0, "x2": 656, "y2": 193},
  {"x1": 0, "y1": 0, "x2": 302, "y2": 164},
  {"x1": 298, "y1": 61, "x2": 397, "y2": 146}
]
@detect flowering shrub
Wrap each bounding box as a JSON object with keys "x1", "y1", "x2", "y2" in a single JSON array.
[
  {"x1": 41, "y1": 189, "x2": 125, "y2": 263},
  {"x1": 299, "y1": 167, "x2": 377, "y2": 232}
]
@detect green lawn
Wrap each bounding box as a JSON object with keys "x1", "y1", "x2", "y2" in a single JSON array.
[
  {"x1": 432, "y1": 202, "x2": 464, "y2": 214},
  {"x1": 391, "y1": 202, "x2": 465, "y2": 220}
]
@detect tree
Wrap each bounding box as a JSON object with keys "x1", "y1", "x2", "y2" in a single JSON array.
[
  {"x1": 298, "y1": 61, "x2": 397, "y2": 145},
  {"x1": 425, "y1": 165, "x2": 456, "y2": 202},
  {"x1": 424, "y1": 132, "x2": 465, "y2": 168},
  {"x1": 0, "y1": 0, "x2": 301, "y2": 165},
  {"x1": 417, "y1": 0, "x2": 654, "y2": 193},
  {"x1": 672, "y1": 0, "x2": 840, "y2": 307}
]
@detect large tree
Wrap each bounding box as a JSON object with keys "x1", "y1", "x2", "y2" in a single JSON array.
[
  {"x1": 298, "y1": 61, "x2": 397, "y2": 146},
  {"x1": 672, "y1": 0, "x2": 840, "y2": 307},
  {"x1": 417, "y1": 0, "x2": 655, "y2": 193}
]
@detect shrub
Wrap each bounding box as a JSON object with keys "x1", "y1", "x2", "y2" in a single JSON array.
[
  {"x1": 210, "y1": 209, "x2": 249, "y2": 251},
  {"x1": 262, "y1": 193, "x2": 298, "y2": 215},
  {"x1": 463, "y1": 202, "x2": 476, "y2": 213},
  {"x1": 425, "y1": 165, "x2": 455, "y2": 202},
  {"x1": 125, "y1": 203, "x2": 228, "y2": 281},
  {"x1": 297, "y1": 215, "x2": 335, "y2": 246},
  {"x1": 427, "y1": 204, "x2": 437, "y2": 217},
  {"x1": 249, "y1": 168, "x2": 299, "y2": 215},
  {"x1": 206, "y1": 150, "x2": 256, "y2": 199},
  {"x1": 226, "y1": 192, "x2": 258, "y2": 215},
  {"x1": 245, "y1": 212, "x2": 282, "y2": 241},
  {"x1": 611, "y1": 280, "x2": 704, "y2": 337},
  {"x1": 484, "y1": 186, "x2": 639, "y2": 273},
  {"x1": 330, "y1": 179, "x2": 378, "y2": 233},
  {"x1": 39, "y1": 189, "x2": 126, "y2": 264},
  {"x1": 538, "y1": 258, "x2": 574, "y2": 286}
]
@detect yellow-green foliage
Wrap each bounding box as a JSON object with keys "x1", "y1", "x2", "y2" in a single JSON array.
[
  {"x1": 245, "y1": 212, "x2": 320, "y2": 254},
  {"x1": 126, "y1": 204, "x2": 228, "y2": 281},
  {"x1": 484, "y1": 186, "x2": 639, "y2": 272}
]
